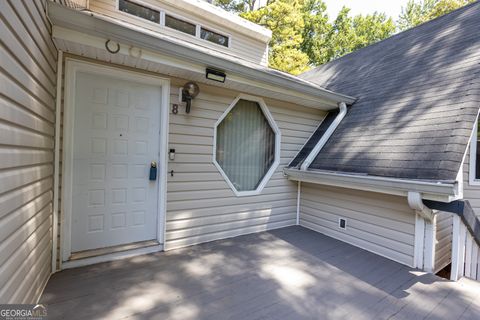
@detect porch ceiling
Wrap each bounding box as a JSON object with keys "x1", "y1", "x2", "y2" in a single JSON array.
[
  {"x1": 41, "y1": 226, "x2": 480, "y2": 320},
  {"x1": 47, "y1": 2, "x2": 356, "y2": 110}
]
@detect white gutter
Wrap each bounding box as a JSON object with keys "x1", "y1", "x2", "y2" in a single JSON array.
[
  {"x1": 300, "y1": 102, "x2": 347, "y2": 170},
  {"x1": 47, "y1": 2, "x2": 356, "y2": 107},
  {"x1": 284, "y1": 168, "x2": 459, "y2": 202}
]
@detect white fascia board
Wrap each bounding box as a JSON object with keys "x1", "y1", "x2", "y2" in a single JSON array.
[
  {"x1": 47, "y1": 2, "x2": 356, "y2": 108},
  {"x1": 160, "y1": 0, "x2": 272, "y2": 43},
  {"x1": 284, "y1": 168, "x2": 459, "y2": 203}
]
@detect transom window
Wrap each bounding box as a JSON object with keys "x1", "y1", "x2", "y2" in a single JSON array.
[
  {"x1": 165, "y1": 15, "x2": 196, "y2": 36},
  {"x1": 201, "y1": 27, "x2": 229, "y2": 47},
  {"x1": 214, "y1": 95, "x2": 280, "y2": 196},
  {"x1": 118, "y1": 0, "x2": 230, "y2": 47},
  {"x1": 119, "y1": 0, "x2": 160, "y2": 23}
]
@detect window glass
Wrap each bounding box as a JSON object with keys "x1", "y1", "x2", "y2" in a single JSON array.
[
  {"x1": 165, "y1": 15, "x2": 196, "y2": 36},
  {"x1": 119, "y1": 0, "x2": 160, "y2": 23},
  {"x1": 201, "y1": 28, "x2": 229, "y2": 47},
  {"x1": 216, "y1": 99, "x2": 276, "y2": 192}
]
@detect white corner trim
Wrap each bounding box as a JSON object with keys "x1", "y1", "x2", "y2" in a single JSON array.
[
  {"x1": 423, "y1": 217, "x2": 436, "y2": 273},
  {"x1": 52, "y1": 50, "x2": 63, "y2": 273},
  {"x1": 300, "y1": 102, "x2": 347, "y2": 170},
  {"x1": 296, "y1": 181, "x2": 301, "y2": 225},
  {"x1": 413, "y1": 214, "x2": 425, "y2": 269},
  {"x1": 212, "y1": 94, "x2": 281, "y2": 197}
]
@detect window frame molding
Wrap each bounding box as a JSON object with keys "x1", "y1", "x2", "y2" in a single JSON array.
[
  {"x1": 213, "y1": 94, "x2": 281, "y2": 197},
  {"x1": 469, "y1": 120, "x2": 480, "y2": 185},
  {"x1": 116, "y1": 0, "x2": 231, "y2": 48}
]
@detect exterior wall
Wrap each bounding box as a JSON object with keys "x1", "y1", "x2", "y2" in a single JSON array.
[
  {"x1": 0, "y1": 0, "x2": 57, "y2": 303},
  {"x1": 51, "y1": 0, "x2": 88, "y2": 9},
  {"x1": 55, "y1": 55, "x2": 325, "y2": 253},
  {"x1": 462, "y1": 142, "x2": 480, "y2": 215},
  {"x1": 299, "y1": 183, "x2": 416, "y2": 267},
  {"x1": 89, "y1": 0, "x2": 269, "y2": 65},
  {"x1": 434, "y1": 211, "x2": 453, "y2": 272},
  {"x1": 165, "y1": 83, "x2": 325, "y2": 249}
]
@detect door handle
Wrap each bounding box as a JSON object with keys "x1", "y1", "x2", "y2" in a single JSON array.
[{"x1": 149, "y1": 161, "x2": 157, "y2": 181}]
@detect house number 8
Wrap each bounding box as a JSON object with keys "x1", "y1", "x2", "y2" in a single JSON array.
[{"x1": 172, "y1": 104, "x2": 178, "y2": 114}]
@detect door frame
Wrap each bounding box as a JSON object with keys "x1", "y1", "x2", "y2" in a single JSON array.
[{"x1": 61, "y1": 58, "x2": 170, "y2": 265}]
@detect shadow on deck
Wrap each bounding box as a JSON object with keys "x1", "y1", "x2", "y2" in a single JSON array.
[{"x1": 41, "y1": 226, "x2": 480, "y2": 319}]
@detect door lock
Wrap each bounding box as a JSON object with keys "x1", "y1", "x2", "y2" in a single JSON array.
[{"x1": 149, "y1": 161, "x2": 157, "y2": 181}]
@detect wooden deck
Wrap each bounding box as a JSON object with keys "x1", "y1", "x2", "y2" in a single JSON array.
[{"x1": 41, "y1": 226, "x2": 480, "y2": 319}]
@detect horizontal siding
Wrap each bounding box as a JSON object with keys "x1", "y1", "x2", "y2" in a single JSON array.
[
  {"x1": 434, "y1": 211, "x2": 453, "y2": 272},
  {"x1": 54, "y1": 55, "x2": 324, "y2": 253},
  {"x1": 462, "y1": 142, "x2": 480, "y2": 215},
  {"x1": 165, "y1": 85, "x2": 325, "y2": 249},
  {"x1": 299, "y1": 183, "x2": 416, "y2": 267},
  {"x1": 89, "y1": 0, "x2": 269, "y2": 65},
  {"x1": 0, "y1": 0, "x2": 56, "y2": 303}
]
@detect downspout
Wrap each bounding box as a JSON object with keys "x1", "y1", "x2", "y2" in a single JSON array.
[
  {"x1": 408, "y1": 192, "x2": 434, "y2": 221},
  {"x1": 300, "y1": 102, "x2": 347, "y2": 171},
  {"x1": 408, "y1": 191, "x2": 436, "y2": 272}
]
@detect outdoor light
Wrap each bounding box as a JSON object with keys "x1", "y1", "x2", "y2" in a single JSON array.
[
  {"x1": 206, "y1": 68, "x2": 226, "y2": 83},
  {"x1": 182, "y1": 81, "x2": 200, "y2": 113}
]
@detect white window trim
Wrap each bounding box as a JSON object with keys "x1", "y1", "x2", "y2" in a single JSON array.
[
  {"x1": 116, "y1": 0, "x2": 231, "y2": 48},
  {"x1": 213, "y1": 94, "x2": 281, "y2": 197},
  {"x1": 469, "y1": 120, "x2": 480, "y2": 185}
]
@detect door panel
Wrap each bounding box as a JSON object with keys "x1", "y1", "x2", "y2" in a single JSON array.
[{"x1": 71, "y1": 72, "x2": 161, "y2": 252}]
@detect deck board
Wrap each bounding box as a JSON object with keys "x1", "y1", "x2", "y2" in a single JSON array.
[{"x1": 40, "y1": 226, "x2": 480, "y2": 319}]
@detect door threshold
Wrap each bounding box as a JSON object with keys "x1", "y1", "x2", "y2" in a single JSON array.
[{"x1": 62, "y1": 240, "x2": 162, "y2": 270}]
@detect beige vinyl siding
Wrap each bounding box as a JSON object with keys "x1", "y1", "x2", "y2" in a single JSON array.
[
  {"x1": 54, "y1": 54, "x2": 324, "y2": 254},
  {"x1": 51, "y1": 0, "x2": 88, "y2": 9},
  {"x1": 165, "y1": 85, "x2": 325, "y2": 249},
  {"x1": 0, "y1": 0, "x2": 56, "y2": 303},
  {"x1": 89, "y1": 0, "x2": 269, "y2": 65},
  {"x1": 299, "y1": 183, "x2": 416, "y2": 267},
  {"x1": 463, "y1": 143, "x2": 480, "y2": 215},
  {"x1": 434, "y1": 211, "x2": 453, "y2": 272}
]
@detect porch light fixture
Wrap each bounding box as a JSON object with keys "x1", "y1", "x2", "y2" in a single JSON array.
[
  {"x1": 206, "y1": 68, "x2": 226, "y2": 83},
  {"x1": 182, "y1": 81, "x2": 200, "y2": 113}
]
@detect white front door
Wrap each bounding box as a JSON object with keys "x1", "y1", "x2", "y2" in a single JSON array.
[{"x1": 70, "y1": 71, "x2": 162, "y2": 253}]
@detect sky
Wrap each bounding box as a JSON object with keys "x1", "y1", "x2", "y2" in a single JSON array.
[
  {"x1": 322, "y1": 0, "x2": 410, "y2": 19},
  {"x1": 255, "y1": 0, "x2": 411, "y2": 20}
]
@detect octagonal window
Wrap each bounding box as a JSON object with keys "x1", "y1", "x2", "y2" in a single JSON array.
[{"x1": 214, "y1": 96, "x2": 280, "y2": 195}]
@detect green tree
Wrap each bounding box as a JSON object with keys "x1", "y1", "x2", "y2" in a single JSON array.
[
  {"x1": 241, "y1": 0, "x2": 310, "y2": 74},
  {"x1": 398, "y1": 0, "x2": 475, "y2": 31},
  {"x1": 303, "y1": 6, "x2": 395, "y2": 65}
]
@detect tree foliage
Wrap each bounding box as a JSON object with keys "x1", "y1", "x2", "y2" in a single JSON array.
[
  {"x1": 397, "y1": 0, "x2": 475, "y2": 31},
  {"x1": 214, "y1": 0, "x2": 474, "y2": 74}
]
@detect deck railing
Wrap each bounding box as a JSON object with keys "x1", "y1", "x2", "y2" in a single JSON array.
[
  {"x1": 451, "y1": 214, "x2": 480, "y2": 281},
  {"x1": 424, "y1": 199, "x2": 480, "y2": 281}
]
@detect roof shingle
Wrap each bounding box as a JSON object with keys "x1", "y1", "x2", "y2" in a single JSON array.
[{"x1": 298, "y1": 1, "x2": 480, "y2": 181}]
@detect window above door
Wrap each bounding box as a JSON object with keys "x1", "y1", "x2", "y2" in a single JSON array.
[{"x1": 213, "y1": 95, "x2": 281, "y2": 196}]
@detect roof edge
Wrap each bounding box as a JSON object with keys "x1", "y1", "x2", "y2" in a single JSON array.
[
  {"x1": 161, "y1": 0, "x2": 272, "y2": 43},
  {"x1": 47, "y1": 2, "x2": 356, "y2": 107},
  {"x1": 284, "y1": 168, "x2": 460, "y2": 203}
]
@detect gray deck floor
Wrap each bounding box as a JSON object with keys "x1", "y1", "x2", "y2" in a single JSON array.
[{"x1": 41, "y1": 226, "x2": 480, "y2": 319}]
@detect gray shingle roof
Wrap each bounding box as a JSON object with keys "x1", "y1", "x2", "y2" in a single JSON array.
[{"x1": 298, "y1": 1, "x2": 480, "y2": 181}]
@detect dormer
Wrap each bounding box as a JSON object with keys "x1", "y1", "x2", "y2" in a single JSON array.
[{"x1": 86, "y1": 0, "x2": 271, "y2": 65}]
